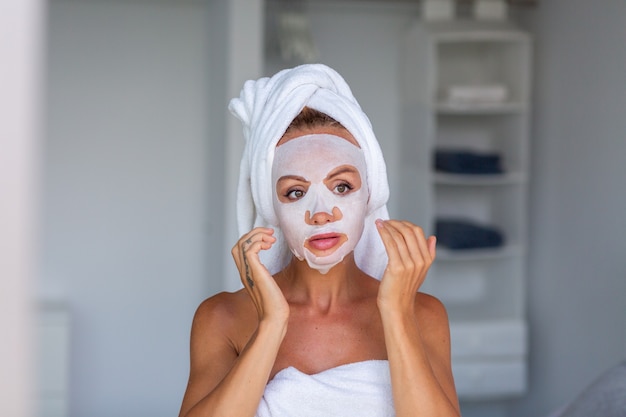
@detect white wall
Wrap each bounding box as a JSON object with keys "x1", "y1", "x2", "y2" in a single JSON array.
[
  {"x1": 220, "y1": 0, "x2": 265, "y2": 292},
  {"x1": 41, "y1": 1, "x2": 213, "y2": 415}
]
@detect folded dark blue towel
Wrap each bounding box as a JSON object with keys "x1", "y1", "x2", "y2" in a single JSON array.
[
  {"x1": 435, "y1": 149, "x2": 503, "y2": 175},
  {"x1": 435, "y1": 218, "x2": 505, "y2": 250}
]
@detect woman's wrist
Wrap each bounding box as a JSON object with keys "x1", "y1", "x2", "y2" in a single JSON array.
[
  {"x1": 258, "y1": 314, "x2": 289, "y2": 342},
  {"x1": 377, "y1": 295, "x2": 414, "y2": 318}
]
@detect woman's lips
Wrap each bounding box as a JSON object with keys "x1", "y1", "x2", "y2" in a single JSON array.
[{"x1": 305, "y1": 233, "x2": 347, "y2": 252}]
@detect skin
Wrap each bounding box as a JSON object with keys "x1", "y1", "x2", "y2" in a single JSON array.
[{"x1": 178, "y1": 125, "x2": 461, "y2": 417}]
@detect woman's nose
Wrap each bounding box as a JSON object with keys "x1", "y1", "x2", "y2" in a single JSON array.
[
  {"x1": 303, "y1": 185, "x2": 344, "y2": 225},
  {"x1": 305, "y1": 206, "x2": 343, "y2": 225}
]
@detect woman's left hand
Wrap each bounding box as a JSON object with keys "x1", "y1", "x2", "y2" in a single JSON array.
[{"x1": 375, "y1": 219, "x2": 436, "y2": 314}]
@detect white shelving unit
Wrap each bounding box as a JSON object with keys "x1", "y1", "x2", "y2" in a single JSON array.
[{"x1": 399, "y1": 20, "x2": 532, "y2": 400}]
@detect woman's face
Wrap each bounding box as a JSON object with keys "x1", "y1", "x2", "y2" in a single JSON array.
[{"x1": 272, "y1": 132, "x2": 368, "y2": 274}]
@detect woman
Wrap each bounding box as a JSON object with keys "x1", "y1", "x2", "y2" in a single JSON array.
[{"x1": 179, "y1": 64, "x2": 460, "y2": 417}]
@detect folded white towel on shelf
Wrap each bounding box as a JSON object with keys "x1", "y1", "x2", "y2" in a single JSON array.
[
  {"x1": 229, "y1": 63, "x2": 390, "y2": 279},
  {"x1": 446, "y1": 84, "x2": 508, "y2": 104},
  {"x1": 256, "y1": 360, "x2": 394, "y2": 417}
]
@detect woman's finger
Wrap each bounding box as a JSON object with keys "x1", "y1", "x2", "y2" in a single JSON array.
[
  {"x1": 395, "y1": 224, "x2": 417, "y2": 273},
  {"x1": 233, "y1": 228, "x2": 275, "y2": 261},
  {"x1": 377, "y1": 219, "x2": 435, "y2": 281},
  {"x1": 427, "y1": 235, "x2": 437, "y2": 260},
  {"x1": 379, "y1": 220, "x2": 420, "y2": 270},
  {"x1": 403, "y1": 221, "x2": 432, "y2": 267},
  {"x1": 232, "y1": 228, "x2": 275, "y2": 288},
  {"x1": 376, "y1": 219, "x2": 403, "y2": 268}
]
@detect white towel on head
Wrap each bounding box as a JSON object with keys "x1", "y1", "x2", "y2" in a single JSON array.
[
  {"x1": 255, "y1": 360, "x2": 394, "y2": 417},
  {"x1": 229, "y1": 63, "x2": 390, "y2": 278}
]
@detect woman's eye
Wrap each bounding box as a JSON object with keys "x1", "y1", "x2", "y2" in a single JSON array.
[
  {"x1": 286, "y1": 189, "x2": 305, "y2": 200},
  {"x1": 334, "y1": 183, "x2": 353, "y2": 195}
]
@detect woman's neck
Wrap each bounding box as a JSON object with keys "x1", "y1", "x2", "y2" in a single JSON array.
[{"x1": 276, "y1": 254, "x2": 369, "y2": 313}]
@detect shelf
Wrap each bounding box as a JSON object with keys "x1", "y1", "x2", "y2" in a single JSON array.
[
  {"x1": 425, "y1": 21, "x2": 530, "y2": 42},
  {"x1": 449, "y1": 318, "x2": 528, "y2": 399},
  {"x1": 434, "y1": 171, "x2": 527, "y2": 186},
  {"x1": 401, "y1": 22, "x2": 530, "y2": 394},
  {"x1": 450, "y1": 318, "x2": 527, "y2": 358},
  {"x1": 436, "y1": 101, "x2": 527, "y2": 114},
  {"x1": 436, "y1": 244, "x2": 524, "y2": 262},
  {"x1": 453, "y1": 359, "x2": 527, "y2": 400}
]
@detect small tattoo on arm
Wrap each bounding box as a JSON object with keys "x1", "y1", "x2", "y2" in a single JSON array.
[{"x1": 243, "y1": 250, "x2": 254, "y2": 288}]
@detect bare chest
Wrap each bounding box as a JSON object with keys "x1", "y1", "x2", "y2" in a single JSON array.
[{"x1": 270, "y1": 304, "x2": 387, "y2": 379}]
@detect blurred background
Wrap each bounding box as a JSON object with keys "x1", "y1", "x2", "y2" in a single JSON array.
[{"x1": 2, "y1": 0, "x2": 625, "y2": 416}]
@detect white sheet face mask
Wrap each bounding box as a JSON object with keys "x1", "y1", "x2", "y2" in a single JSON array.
[{"x1": 272, "y1": 134, "x2": 369, "y2": 274}]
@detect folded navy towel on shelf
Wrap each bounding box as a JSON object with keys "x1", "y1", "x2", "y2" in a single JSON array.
[
  {"x1": 435, "y1": 218, "x2": 505, "y2": 250},
  {"x1": 435, "y1": 149, "x2": 503, "y2": 175}
]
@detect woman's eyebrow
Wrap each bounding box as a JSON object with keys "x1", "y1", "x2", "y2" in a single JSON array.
[
  {"x1": 277, "y1": 174, "x2": 309, "y2": 183},
  {"x1": 326, "y1": 165, "x2": 359, "y2": 179}
]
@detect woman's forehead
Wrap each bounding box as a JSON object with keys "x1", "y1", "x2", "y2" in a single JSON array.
[
  {"x1": 277, "y1": 125, "x2": 359, "y2": 147},
  {"x1": 272, "y1": 134, "x2": 366, "y2": 181}
]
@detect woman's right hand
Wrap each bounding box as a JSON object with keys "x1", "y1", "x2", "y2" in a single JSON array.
[
  {"x1": 179, "y1": 229, "x2": 289, "y2": 417},
  {"x1": 231, "y1": 227, "x2": 290, "y2": 325}
]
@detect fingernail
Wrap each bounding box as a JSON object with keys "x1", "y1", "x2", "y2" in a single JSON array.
[{"x1": 375, "y1": 219, "x2": 384, "y2": 228}]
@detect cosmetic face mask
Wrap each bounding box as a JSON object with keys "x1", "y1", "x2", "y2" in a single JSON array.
[{"x1": 272, "y1": 134, "x2": 369, "y2": 274}]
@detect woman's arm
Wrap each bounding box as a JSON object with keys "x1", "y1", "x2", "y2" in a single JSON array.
[
  {"x1": 376, "y1": 220, "x2": 460, "y2": 417},
  {"x1": 178, "y1": 228, "x2": 289, "y2": 417}
]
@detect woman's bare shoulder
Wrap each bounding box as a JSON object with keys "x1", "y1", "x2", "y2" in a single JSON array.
[
  {"x1": 414, "y1": 292, "x2": 451, "y2": 335},
  {"x1": 195, "y1": 289, "x2": 251, "y2": 318},
  {"x1": 191, "y1": 290, "x2": 257, "y2": 347}
]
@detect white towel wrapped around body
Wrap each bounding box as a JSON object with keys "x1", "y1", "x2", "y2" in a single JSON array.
[
  {"x1": 256, "y1": 360, "x2": 394, "y2": 417},
  {"x1": 229, "y1": 64, "x2": 390, "y2": 278}
]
